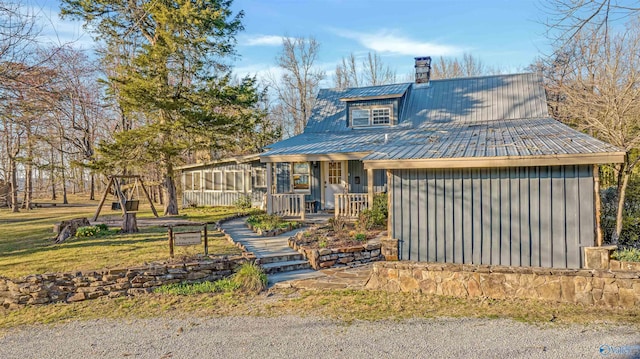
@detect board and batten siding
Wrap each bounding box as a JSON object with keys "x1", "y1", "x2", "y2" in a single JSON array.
[
  {"x1": 390, "y1": 165, "x2": 595, "y2": 269},
  {"x1": 182, "y1": 161, "x2": 266, "y2": 207},
  {"x1": 348, "y1": 161, "x2": 387, "y2": 194}
]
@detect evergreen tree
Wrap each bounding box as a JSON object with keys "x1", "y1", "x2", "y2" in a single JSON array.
[{"x1": 61, "y1": 0, "x2": 257, "y2": 215}]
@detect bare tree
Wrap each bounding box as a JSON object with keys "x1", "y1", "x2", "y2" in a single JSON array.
[
  {"x1": 537, "y1": 22, "x2": 640, "y2": 242},
  {"x1": 542, "y1": 0, "x2": 640, "y2": 44},
  {"x1": 431, "y1": 53, "x2": 493, "y2": 80},
  {"x1": 333, "y1": 52, "x2": 396, "y2": 89},
  {"x1": 272, "y1": 36, "x2": 325, "y2": 136}
]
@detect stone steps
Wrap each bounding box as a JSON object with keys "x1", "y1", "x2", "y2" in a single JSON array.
[
  {"x1": 258, "y1": 253, "x2": 305, "y2": 265},
  {"x1": 261, "y1": 260, "x2": 311, "y2": 274}
]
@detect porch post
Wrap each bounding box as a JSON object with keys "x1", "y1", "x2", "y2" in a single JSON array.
[
  {"x1": 266, "y1": 162, "x2": 273, "y2": 214},
  {"x1": 367, "y1": 168, "x2": 374, "y2": 209}
]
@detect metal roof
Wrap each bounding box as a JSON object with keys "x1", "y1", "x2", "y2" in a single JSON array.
[
  {"x1": 338, "y1": 83, "x2": 411, "y2": 101},
  {"x1": 176, "y1": 153, "x2": 260, "y2": 171},
  {"x1": 263, "y1": 73, "x2": 624, "y2": 165}
]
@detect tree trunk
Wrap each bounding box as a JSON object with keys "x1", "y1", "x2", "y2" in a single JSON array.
[
  {"x1": 163, "y1": 169, "x2": 179, "y2": 215},
  {"x1": 613, "y1": 170, "x2": 630, "y2": 244},
  {"x1": 89, "y1": 173, "x2": 95, "y2": 200},
  {"x1": 158, "y1": 185, "x2": 164, "y2": 205},
  {"x1": 9, "y1": 158, "x2": 19, "y2": 213},
  {"x1": 593, "y1": 165, "x2": 603, "y2": 246},
  {"x1": 122, "y1": 213, "x2": 139, "y2": 233},
  {"x1": 50, "y1": 147, "x2": 57, "y2": 201},
  {"x1": 61, "y1": 154, "x2": 68, "y2": 205}
]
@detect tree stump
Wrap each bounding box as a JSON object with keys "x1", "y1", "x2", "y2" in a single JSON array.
[
  {"x1": 54, "y1": 218, "x2": 91, "y2": 244},
  {"x1": 122, "y1": 213, "x2": 139, "y2": 233}
]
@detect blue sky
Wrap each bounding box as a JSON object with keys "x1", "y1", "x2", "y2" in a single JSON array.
[{"x1": 28, "y1": 0, "x2": 551, "y2": 84}]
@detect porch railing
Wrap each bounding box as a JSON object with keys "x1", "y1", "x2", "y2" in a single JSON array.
[
  {"x1": 335, "y1": 193, "x2": 369, "y2": 219},
  {"x1": 270, "y1": 193, "x2": 305, "y2": 220}
]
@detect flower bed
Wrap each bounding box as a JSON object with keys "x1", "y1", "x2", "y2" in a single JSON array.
[
  {"x1": 288, "y1": 223, "x2": 386, "y2": 269},
  {"x1": 245, "y1": 213, "x2": 302, "y2": 237}
]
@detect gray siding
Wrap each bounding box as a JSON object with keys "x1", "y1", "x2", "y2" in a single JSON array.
[
  {"x1": 391, "y1": 165, "x2": 594, "y2": 269},
  {"x1": 348, "y1": 161, "x2": 388, "y2": 194},
  {"x1": 182, "y1": 161, "x2": 266, "y2": 207}
]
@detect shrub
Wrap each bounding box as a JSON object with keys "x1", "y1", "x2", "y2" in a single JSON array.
[
  {"x1": 612, "y1": 248, "x2": 640, "y2": 263},
  {"x1": 246, "y1": 213, "x2": 285, "y2": 231},
  {"x1": 234, "y1": 195, "x2": 253, "y2": 210},
  {"x1": 75, "y1": 225, "x2": 110, "y2": 238},
  {"x1": 232, "y1": 263, "x2": 267, "y2": 294},
  {"x1": 354, "y1": 233, "x2": 367, "y2": 242},
  {"x1": 357, "y1": 193, "x2": 388, "y2": 231}
]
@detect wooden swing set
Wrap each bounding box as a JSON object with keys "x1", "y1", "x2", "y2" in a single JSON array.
[{"x1": 92, "y1": 175, "x2": 159, "y2": 221}]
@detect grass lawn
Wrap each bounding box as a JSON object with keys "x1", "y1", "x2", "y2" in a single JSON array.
[
  {"x1": 1, "y1": 288, "x2": 638, "y2": 330},
  {"x1": 0, "y1": 197, "x2": 245, "y2": 278}
]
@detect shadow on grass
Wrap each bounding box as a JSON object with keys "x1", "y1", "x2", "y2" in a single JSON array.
[{"x1": 1, "y1": 226, "x2": 227, "y2": 260}]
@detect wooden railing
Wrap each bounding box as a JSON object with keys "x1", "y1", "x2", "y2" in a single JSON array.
[
  {"x1": 335, "y1": 193, "x2": 369, "y2": 219},
  {"x1": 270, "y1": 193, "x2": 305, "y2": 220}
]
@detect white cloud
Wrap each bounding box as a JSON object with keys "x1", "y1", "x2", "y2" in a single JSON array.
[
  {"x1": 240, "y1": 34, "x2": 286, "y2": 46},
  {"x1": 331, "y1": 28, "x2": 462, "y2": 56},
  {"x1": 233, "y1": 63, "x2": 285, "y2": 82}
]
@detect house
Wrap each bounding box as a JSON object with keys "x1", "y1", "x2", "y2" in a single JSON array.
[
  {"x1": 261, "y1": 57, "x2": 625, "y2": 269},
  {"x1": 178, "y1": 154, "x2": 268, "y2": 208}
]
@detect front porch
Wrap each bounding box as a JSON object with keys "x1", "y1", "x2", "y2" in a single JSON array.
[{"x1": 262, "y1": 159, "x2": 386, "y2": 220}]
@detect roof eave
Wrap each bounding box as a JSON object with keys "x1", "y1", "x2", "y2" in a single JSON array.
[
  {"x1": 175, "y1": 153, "x2": 260, "y2": 171},
  {"x1": 363, "y1": 152, "x2": 626, "y2": 170},
  {"x1": 339, "y1": 93, "x2": 405, "y2": 102},
  {"x1": 260, "y1": 152, "x2": 371, "y2": 163}
]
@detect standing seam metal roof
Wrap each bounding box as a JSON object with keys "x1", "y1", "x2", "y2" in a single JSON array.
[{"x1": 263, "y1": 73, "x2": 622, "y2": 161}]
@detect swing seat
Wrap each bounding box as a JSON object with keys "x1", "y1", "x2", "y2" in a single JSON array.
[{"x1": 111, "y1": 200, "x2": 139, "y2": 211}]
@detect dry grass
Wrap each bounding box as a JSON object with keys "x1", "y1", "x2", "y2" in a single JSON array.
[
  {"x1": 0, "y1": 198, "x2": 242, "y2": 278},
  {"x1": 0, "y1": 288, "x2": 638, "y2": 331}
]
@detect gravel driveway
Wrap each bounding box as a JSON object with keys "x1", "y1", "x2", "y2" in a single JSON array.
[{"x1": 1, "y1": 316, "x2": 638, "y2": 359}]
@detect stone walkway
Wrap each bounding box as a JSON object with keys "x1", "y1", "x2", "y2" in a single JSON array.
[
  {"x1": 219, "y1": 217, "x2": 305, "y2": 258},
  {"x1": 219, "y1": 217, "x2": 374, "y2": 289},
  {"x1": 271, "y1": 264, "x2": 373, "y2": 290}
]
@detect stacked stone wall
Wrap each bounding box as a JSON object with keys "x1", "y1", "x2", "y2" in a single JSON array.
[
  {"x1": 366, "y1": 261, "x2": 640, "y2": 308},
  {"x1": 0, "y1": 255, "x2": 254, "y2": 309}
]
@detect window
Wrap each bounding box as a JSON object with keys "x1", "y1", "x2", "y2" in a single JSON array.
[
  {"x1": 372, "y1": 108, "x2": 391, "y2": 125},
  {"x1": 204, "y1": 172, "x2": 213, "y2": 190},
  {"x1": 213, "y1": 171, "x2": 222, "y2": 191},
  {"x1": 224, "y1": 171, "x2": 244, "y2": 192},
  {"x1": 350, "y1": 105, "x2": 393, "y2": 127},
  {"x1": 292, "y1": 162, "x2": 310, "y2": 192},
  {"x1": 193, "y1": 172, "x2": 201, "y2": 190},
  {"x1": 184, "y1": 173, "x2": 193, "y2": 190},
  {"x1": 328, "y1": 162, "x2": 341, "y2": 184},
  {"x1": 254, "y1": 169, "x2": 266, "y2": 188},
  {"x1": 351, "y1": 109, "x2": 370, "y2": 127}
]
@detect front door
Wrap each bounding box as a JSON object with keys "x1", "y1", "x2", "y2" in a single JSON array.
[{"x1": 324, "y1": 161, "x2": 345, "y2": 209}]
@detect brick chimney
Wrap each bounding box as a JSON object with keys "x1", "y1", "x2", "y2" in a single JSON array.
[{"x1": 414, "y1": 56, "x2": 432, "y2": 84}]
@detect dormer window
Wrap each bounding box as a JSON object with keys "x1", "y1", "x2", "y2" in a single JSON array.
[
  {"x1": 350, "y1": 105, "x2": 393, "y2": 127},
  {"x1": 372, "y1": 108, "x2": 391, "y2": 125}
]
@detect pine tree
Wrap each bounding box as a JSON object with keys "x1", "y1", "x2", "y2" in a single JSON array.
[{"x1": 61, "y1": 0, "x2": 257, "y2": 215}]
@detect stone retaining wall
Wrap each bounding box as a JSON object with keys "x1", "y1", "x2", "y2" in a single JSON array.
[
  {"x1": 366, "y1": 261, "x2": 640, "y2": 308},
  {"x1": 0, "y1": 255, "x2": 255, "y2": 309},
  {"x1": 288, "y1": 232, "x2": 383, "y2": 269}
]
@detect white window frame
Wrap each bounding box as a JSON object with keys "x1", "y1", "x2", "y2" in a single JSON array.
[
  {"x1": 291, "y1": 162, "x2": 311, "y2": 193},
  {"x1": 351, "y1": 109, "x2": 370, "y2": 127},
  {"x1": 372, "y1": 107, "x2": 391, "y2": 125},
  {"x1": 350, "y1": 105, "x2": 393, "y2": 127},
  {"x1": 253, "y1": 168, "x2": 266, "y2": 188},
  {"x1": 184, "y1": 171, "x2": 202, "y2": 191},
  {"x1": 212, "y1": 171, "x2": 223, "y2": 192},
  {"x1": 224, "y1": 170, "x2": 245, "y2": 192}
]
